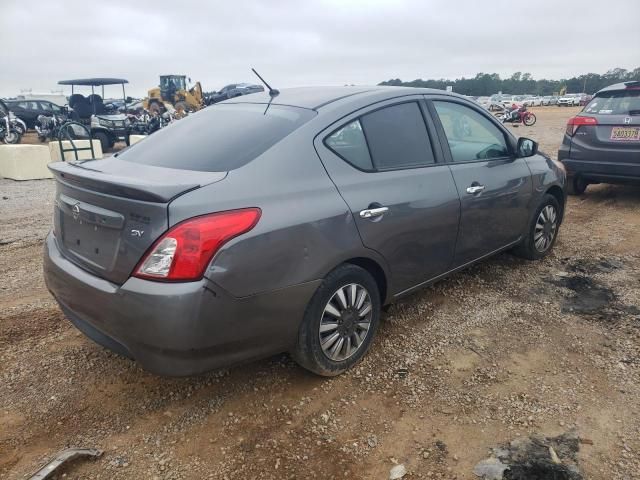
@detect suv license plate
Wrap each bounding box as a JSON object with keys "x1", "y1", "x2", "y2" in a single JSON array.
[{"x1": 610, "y1": 127, "x2": 640, "y2": 141}]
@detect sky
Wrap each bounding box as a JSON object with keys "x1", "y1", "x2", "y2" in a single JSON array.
[{"x1": 1, "y1": 0, "x2": 639, "y2": 98}]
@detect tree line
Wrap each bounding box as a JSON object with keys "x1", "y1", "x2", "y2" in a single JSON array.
[{"x1": 379, "y1": 67, "x2": 640, "y2": 96}]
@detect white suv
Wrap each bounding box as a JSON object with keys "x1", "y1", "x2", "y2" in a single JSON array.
[{"x1": 558, "y1": 94, "x2": 582, "y2": 106}]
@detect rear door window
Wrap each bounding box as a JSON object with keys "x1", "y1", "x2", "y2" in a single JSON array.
[
  {"x1": 361, "y1": 102, "x2": 435, "y2": 170},
  {"x1": 324, "y1": 101, "x2": 436, "y2": 171},
  {"x1": 119, "y1": 103, "x2": 315, "y2": 172},
  {"x1": 584, "y1": 90, "x2": 640, "y2": 115}
]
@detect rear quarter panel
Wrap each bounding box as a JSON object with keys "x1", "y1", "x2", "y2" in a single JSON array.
[{"x1": 168, "y1": 122, "x2": 389, "y2": 299}]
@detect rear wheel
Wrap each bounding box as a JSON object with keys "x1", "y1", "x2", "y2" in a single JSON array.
[
  {"x1": 293, "y1": 264, "x2": 381, "y2": 376},
  {"x1": 566, "y1": 176, "x2": 588, "y2": 195},
  {"x1": 523, "y1": 112, "x2": 536, "y2": 126},
  {"x1": 513, "y1": 194, "x2": 561, "y2": 260}
]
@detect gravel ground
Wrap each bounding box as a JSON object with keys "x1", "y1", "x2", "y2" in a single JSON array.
[{"x1": 1, "y1": 107, "x2": 639, "y2": 479}]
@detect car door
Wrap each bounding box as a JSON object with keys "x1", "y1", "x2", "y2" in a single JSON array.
[
  {"x1": 7, "y1": 102, "x2": 29, "y2": 126},
  {"x1": 427, "y1": 97, "x2": 533, "y2": 266},
  {"x1": 314, "y1": 98, "x2": 460, "y2": 295}
]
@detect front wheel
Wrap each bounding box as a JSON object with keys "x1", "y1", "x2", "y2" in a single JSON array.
[
  {"x1": 3, "y1": 129, "x2": 22, "y2": 144},
  {"x1": 293, "y1": 264, "x2": 381, "y2": 376},
  {"x1": 523, "y1": 112, "x2": 536, "y2": 126},
  {"x1": 513, "y1": 194, "x2": 561, "y2": 260},
  {"x1": 92, "y1": 131, "x2": 110, "y2": 153}
]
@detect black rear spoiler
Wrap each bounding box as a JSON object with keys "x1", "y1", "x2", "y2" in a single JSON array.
[{"x1": 48, "y1": 160, "x2": 227, "y2": 203}]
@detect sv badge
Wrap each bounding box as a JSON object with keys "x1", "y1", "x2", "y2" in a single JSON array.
[{"x1": 131, "y1": 229, "x2": 145, "y2": 237}]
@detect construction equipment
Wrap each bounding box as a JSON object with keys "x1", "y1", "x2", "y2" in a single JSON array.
[{"x1": 144, "y1": 75, "x2": 204, "y2": 113}]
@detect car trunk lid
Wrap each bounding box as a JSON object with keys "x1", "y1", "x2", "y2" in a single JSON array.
[
  {"x1": 49, "y1": 159, "x2": 226, "y2": 284},
  {"x1": 572, "y1": 88, "x2": 640, "y2": 164},
  {"x1": 571, "y1": 113, "x2": 640, "y2": 165}
]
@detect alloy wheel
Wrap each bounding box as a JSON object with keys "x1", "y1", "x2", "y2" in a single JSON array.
[
  {"x1": 534, "y1": 205, "x2": 558, "y2": 252},
  {"x1": 319, "y1": 283, "x2": 372, "y2": 361}
]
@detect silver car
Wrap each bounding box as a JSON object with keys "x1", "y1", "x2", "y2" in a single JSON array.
[{"x1": 44, "y1": 86, "x2": 566, "y2": 376}]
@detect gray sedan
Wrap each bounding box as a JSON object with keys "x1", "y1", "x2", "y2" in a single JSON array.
[{"x1": 44, "y1": 86, "x2": 566, "y2": 376}]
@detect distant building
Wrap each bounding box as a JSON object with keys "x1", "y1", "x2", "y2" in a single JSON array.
[{"x1": 17, "y1": 89, "x2": 67, "y2": 106}]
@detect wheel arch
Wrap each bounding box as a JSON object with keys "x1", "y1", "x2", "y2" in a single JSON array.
[
  {"x1": 545, "y1": 185, "x2": 565, "y2": 222},
  {"x1": 342, "y1": 257, "x2": 389, "y2": 305}
]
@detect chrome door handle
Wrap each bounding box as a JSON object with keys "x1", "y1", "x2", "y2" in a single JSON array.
[
  {"x1": 359, "y1": 206, "x2": 389, "y2": 219},
  {"x1": 466, "y1": 185, "x2": 485, "y2": 194}
]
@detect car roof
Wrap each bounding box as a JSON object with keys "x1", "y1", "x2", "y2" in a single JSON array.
[
  {"x1": 58, "y1": 78, "x2": 129, "y2": 86},
  {"x1": 224, "y1": 85, "x2": 460, "y2": 110},
  {"x1": 596, "y1": 81, "x2": 640, "y2": 94}
]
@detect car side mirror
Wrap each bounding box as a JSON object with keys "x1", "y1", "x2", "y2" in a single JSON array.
[{"x1": 517, "y1": 137, "x2": 538, "y2": 157}]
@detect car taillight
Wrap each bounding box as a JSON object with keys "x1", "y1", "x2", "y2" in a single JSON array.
[
  {"x1": 566, "y1": 116, "x2": 598, "y2": 136},
  {"x1": 134, "y1": 208, "x2": 261, "y2": 282}
]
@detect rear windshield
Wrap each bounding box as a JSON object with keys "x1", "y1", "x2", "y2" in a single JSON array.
[
  {"x1": 119, "y1": 103, "x2": 315, "y2": 172},
  {"x1": 584, "y1": 90, "x2": 640, "y2": 115}
]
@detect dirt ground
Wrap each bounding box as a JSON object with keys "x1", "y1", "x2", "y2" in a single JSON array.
[{"x1": 1, "y1": 106, "x2": 639, "y2": 479}]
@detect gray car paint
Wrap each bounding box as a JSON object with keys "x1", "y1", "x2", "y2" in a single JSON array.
[
  {"x1": 558, "y1": 82, "x2": 640, "y2": 183},
  {"x1": 44, "y1": 86, "x2": 565, "y2": 376}
]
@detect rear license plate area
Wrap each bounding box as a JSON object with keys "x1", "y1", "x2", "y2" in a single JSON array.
[{"x1": 610, "y1": 127, "x2": 640, "y2": 141}]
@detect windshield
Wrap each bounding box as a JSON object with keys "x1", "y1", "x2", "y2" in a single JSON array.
[
  {"x1": 119, "y1": 103, "x2": 316, "y2": 172},
  {"x1": 584, "y1": 90, "x2": 640, "y2": 115},
  {"x1": 161, "y1": 76, "x2": 186, "y2": 91}
]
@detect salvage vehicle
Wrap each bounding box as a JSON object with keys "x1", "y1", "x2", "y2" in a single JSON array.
[
  {"x1": 206, "y1": 83, "x2": 265, "y2": 105},
  {"x1": 558, "y1": 81, "x2": 640, "y2": 194},
  {"x1": 4, "y1": 99, "x2": 65, "y2": 129},
  {"x1": 557, "y1": 93, "x2": 583, "y2": 107},
  {"x1": 44, "y1": 86, "x2": 566, "y2": 377},
  {"x1": 58, "y1": 78, "x2": 132, "y2": 151}
]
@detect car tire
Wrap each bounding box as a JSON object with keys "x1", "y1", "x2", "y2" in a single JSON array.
[
  {"x1": 292, "y1": 264, "x2": 381, "y2": 377},
  {"x1": 93, "y1": 131, "x2": 110, "y2": 153},
  {"x1": 566, "y1": 176, "x2": 587, "y2": 195},
  {"x1": 513, "y1": 194, "x2": 561, "y2": 261}
]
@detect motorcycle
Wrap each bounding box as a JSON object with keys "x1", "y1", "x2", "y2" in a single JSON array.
[
  {"x1": 127, "y1": 109, "x2": 153, "y2": 135},
  {"x1": 1, "y1": 114, "x2": 22, "y2": 144},
  {"x1": 0, "y1": 99, "x2": 22, "y2": 144},
  {"x1": 8, "y1": 112, "x2": 27, "y2": 135},
  {"x1": 35, "y1": 114, "x2": 67, "y2": 142},
  {"x1": 496, "y1": 105, "x2": 536, "y2": 126}
]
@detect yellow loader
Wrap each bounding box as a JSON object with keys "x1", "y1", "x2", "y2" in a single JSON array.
[{"x1": 144, "y1": 75, "x2": 204, "y2": 113}]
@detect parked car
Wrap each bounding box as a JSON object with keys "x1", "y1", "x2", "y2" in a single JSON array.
[
  {"x1": 488, "y1": 94, "x2": 514, "y2": 110},
  {"x1": 524, "y1": 96, "x2": 543, "y2": 107},
  {"x1": 207, "y1": 83, "x2": 265, "y2": 105},
  {"x1": 5, "y1": 99, "x2": 66, "y2": 129},
  {"x1": 541, "y1": 96, "x2": 554, "y2": 106},
  {"x1": 44, "y1": 86, "x2": 566, "y2": 377},
  {"x1": 579, "y1": 94, "x2": 593, "y2": 106},
  {"x1": 557, "y1": 94, "x2": 583, "y2": 107},
  {"x1": 474, "y1": 96, "x2": 490, "y2": 109},
  {"x1": 558, "y1": 81, "x2": 640, "y2": 194}
]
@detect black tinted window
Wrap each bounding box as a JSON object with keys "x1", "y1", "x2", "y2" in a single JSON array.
[
  {"x1": 360, "y1": 102, "x2": 435, "y2": 170},
  {"x1": 119, "y1": 103, "x2": 315, "y2": 172},
  {"x1": 433, "y1": 101, "x2": 510, "y2": 162},
  {"x1": 325, "y1": 120, "x2": 373, "y2": 170}
]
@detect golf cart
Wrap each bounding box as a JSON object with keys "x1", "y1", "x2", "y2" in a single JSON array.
[{"x1": 58, "y1": 78, "x2": 132, "y2": 151}]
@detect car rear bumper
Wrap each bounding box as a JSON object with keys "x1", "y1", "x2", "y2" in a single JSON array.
[
  {"x1": 43, "y1": 233, "x2": 320, "y2": 376},
  {"x1": 558, "y1": 148, "x2": 640, "y2": 182}
]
